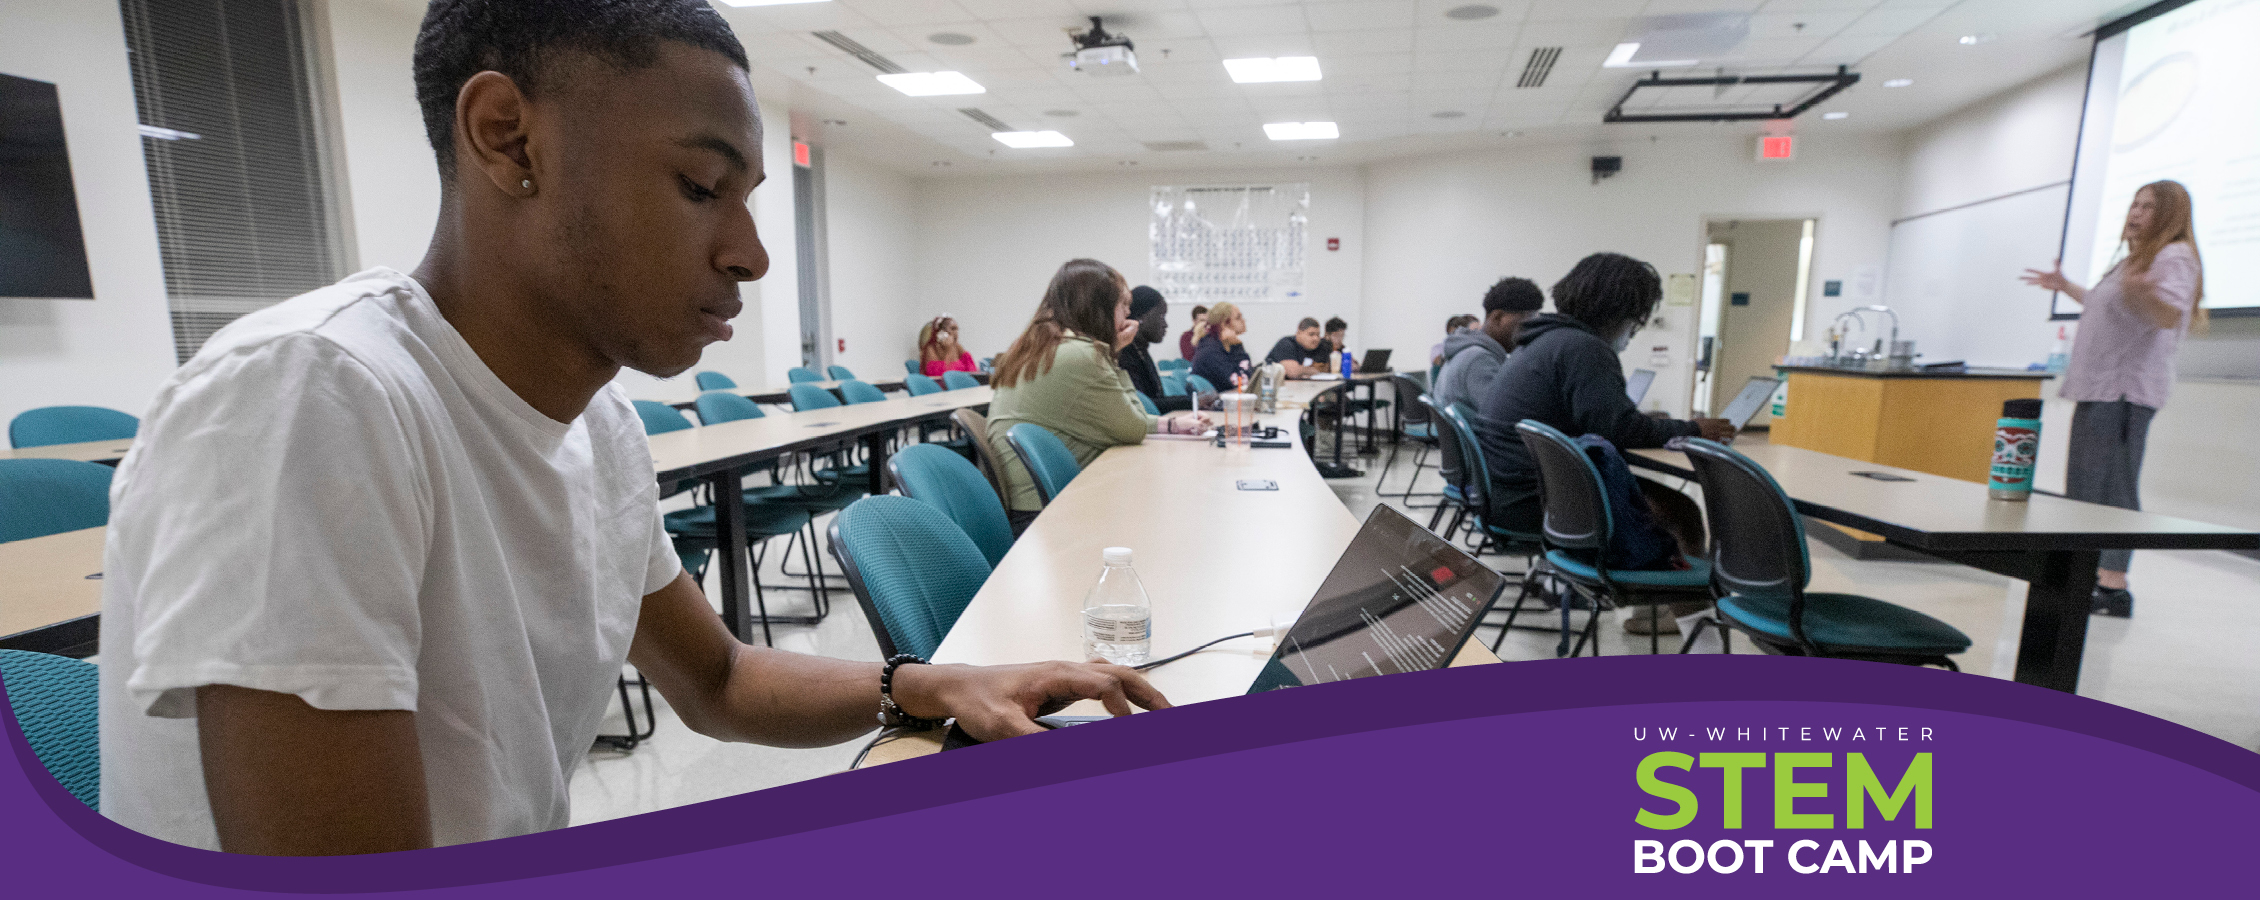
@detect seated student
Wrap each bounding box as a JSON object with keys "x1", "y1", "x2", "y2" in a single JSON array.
[
  {"x1": 1429, "y1": 314, "x2": 1477, "y2": 371},
  {"x1": 918, "y1": 315, "x2": 978, "y2": 377},
  {"x1": 1433, "y1": 277, "x2": 1542, "y2": 412},
  {"x1": 987, "y1": 260, "x2": 1210, "y2": 533},
  {"x1": 1317, "y1": 316, "x2": 1349, "y2": 370},
  {"x1": 1176, "y1": 304, "x2": 1208, "y2": 362},
  {"x1": 1188, "y1": 301, "x2": 1254, "y2": 395},
  {"x1": 97, "y1": 1, "x2": 1168, "y2": 855},
  {"x1": 1118, "y1": 286, "x2": 1193, "y2": 413},
  {"x1": 1263, "y1": 317, "x2": 1331, "y2": 377},
  {"x1": 1473, "y1": 253, "x2": 1734, "y2": 634}
]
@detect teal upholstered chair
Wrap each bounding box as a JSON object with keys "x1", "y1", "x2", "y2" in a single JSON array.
[
  {"x1": 0, "y1": 650, "x2": 100, "y2": 808},
  {"x1": 694, "y1": 371, "x2": 737, "y2": 391},
  {"x1": 788, "y1": 383, "x2": 840, "y2": 411},
  {"x1": 1134, "y1": 391, "x2": 1161, "y2": 415},
  {"x1": 1515, "y1": 420, "x2": 1712, "y2": 657},
  {"x1": 903, "y1": 374, "x2": 941, "y2": 396},
  {"x1": 904, "y1": 360, "x2": 922, "y2": 376},
  {"x1": 1184, "y1": 374, "x2": 1217, "y2": 396},
  {"x1": 0, "y1": 459, "x2": 113, "y2": 543},
  {"x1": 828, "y1": 496, "x2": 990, "y2": 659},
  {"x1": 787, "y1": 367, "x2": 824, "y2": 383},
  {"x1": 1003, "y1": 423, "x2": 1081, "y2": 507},
  {"x1": 9, "y1": 406, "x2": 138, "y2": 449},
  {"x1": 839, "y1": 380, "x2": 887, "y2": 405},
  {"x1": 1680, "y1": 439, "x2": 1970, "y2": 667},
  {"x1": 1160, "y1": 372, "x2": 1187, "y2": 397},
  {"x1": 827, "y1": 365, "x2": 856, "y2": 381},
  {"x1": 942, "y1": 370, "x2": 980, "y2": 391},
  {"x1": 888, "y1": 444, "x2": 1013, "y2": 569},
  {"x1": 1157, "y1": 359, "x2": 1189, "y2": 372}
]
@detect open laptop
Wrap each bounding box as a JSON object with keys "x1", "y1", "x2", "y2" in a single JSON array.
[
  {"x1": 1625, "y1": 368, "x2": 1657, "y2": 404},
  {"x1": 941, "y1": 506, "x2": 1505, "y2": 747},
  {"x1": 1717, "y1": 375, "x2": 1784, "y2": 432},
  {"x1": 1354, "y1": 349, "x2": 1392, "y2": 374}
]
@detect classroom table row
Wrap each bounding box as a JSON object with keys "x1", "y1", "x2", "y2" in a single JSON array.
[{"x1": 860, "y1": 378, "x2": 1498, "y2": 766}]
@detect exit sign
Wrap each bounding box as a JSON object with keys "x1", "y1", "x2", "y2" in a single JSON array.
[{"x1": 1757, "y1": 135, "x2": 1795, "y2": 160}]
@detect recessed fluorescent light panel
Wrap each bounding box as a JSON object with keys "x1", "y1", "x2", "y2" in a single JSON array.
[
  {"x1": 1822, "y1": 111, "x2": 1849, "y2": 120},
  {"x1": 992, "y1": 131, "x2": 1073, "y2": 148},
  {"x1": 1224, "y1": 56, "x2": 1323, "y2": 83},
  {"x1": 1264, "y1": 121, "x2": 1339, "y2": 141},
  {"x1": 1883, "y1": 78, "x2": 1913, "y2": 88},
  {"x1": 877, "y1": 71, "x2": 985, "y2": 96},
  {"x1": 717, "y1": 0, "x2": 829, "y2": 6},
  {"x1": 1603, "y1": 42, "x2": 1698, "y2": 68}
]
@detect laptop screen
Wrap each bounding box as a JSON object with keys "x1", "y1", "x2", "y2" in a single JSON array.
[
  {"x1": 1626, "y1": 368, "x2": 1657, "y2": 404},
  {"x1": 1719, "y1": 376, "x2": 1783, "y2": 428},
  {"x1": 1357, "y1": 348, "x2": 1392, "y2": 373},
  {"x1": 1247, "y1": 505, "x2": 1504, "y2": 693}
]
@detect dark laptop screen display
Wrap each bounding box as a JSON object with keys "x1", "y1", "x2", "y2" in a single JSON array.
[{"x1": 1248, "y1": 505, "x2": 1502, "y2": 693}]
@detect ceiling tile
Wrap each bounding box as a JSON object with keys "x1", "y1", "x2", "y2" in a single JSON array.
[
  {"x1": 838, "y1": 0, "x2": 979, "y2": 26},
  {"x1": 1193, "y1": 4, "x2": 1312, "y2": 36},
  {"x1": 1314, "y1": 29, "x2": 1416, "y2": 55},
  {"x1": 1747, "y1": 11, "x2": 1864, "y2": 41},
  {"x1": 1802, "y1": 32, "x2": 1902, "y2": 65},
  {"x1": 1413, "y1": 0, "x2": 1531, "y2": 21},
  {"x1": 1303, "y1": 0, "x2": 1419, "y2": 31},
  {"x1": 1210, "y1": 33, "x2": 1320, "y2": 57},
  {"x1": 1524, "y1": 0, "x2": 1641, "y2": 21},
  {"x1": 1412, "y1": 23, "x2": 1521, "y2": 53},
  {"x1": 956, "y1": 0, "x2": 1081, "y2": 18}
]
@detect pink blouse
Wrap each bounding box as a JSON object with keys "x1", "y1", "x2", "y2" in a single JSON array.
[
  {"x1": 2061, "y1": 242, "x2": 2200, "y2": 410},
  {"x1": 923, "y1": 352, "x2": 978, "y2": 377}
]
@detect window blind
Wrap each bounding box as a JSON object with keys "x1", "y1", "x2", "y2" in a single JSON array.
[{"x1": 119, "y1": 0, "x2": 341, "y2": 363}]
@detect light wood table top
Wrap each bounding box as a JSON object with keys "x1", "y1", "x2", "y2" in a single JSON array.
[
  {"x1": 928, "y1": 397, "x2": 1500, "y2": 717},
  {"x1": 2, "y1": 439, "x2": 133, "y2": 464},
  {"x1": 1628, "y1": 443, "x2": 2259, "y2": 552},
  {"x1": 0, "y1": 527, "x2": 105, "y2": 641},
  {"x1": 649, "y1": 387, "x2": 992, "y2": 482}
]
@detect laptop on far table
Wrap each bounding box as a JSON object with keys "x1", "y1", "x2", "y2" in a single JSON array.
[
  {"x1": 1625, "y1": 368, "x2": 1657, "y2": 404},
  {"x1": 1717, "y1": 376, "x2": 1784, "y2": 437},
  {"x1": 1354, "y1": 349, "x2": 1392, "y2": 374}
]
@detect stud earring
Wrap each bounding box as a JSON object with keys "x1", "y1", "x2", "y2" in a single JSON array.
[{"x1": 521, "y1": 179, "x2": 533, "y2": 190}]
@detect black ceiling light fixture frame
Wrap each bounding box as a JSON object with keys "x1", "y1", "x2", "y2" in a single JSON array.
[{"x1": 1604, "y1": 65, "x2": 1860, "y2": 123}]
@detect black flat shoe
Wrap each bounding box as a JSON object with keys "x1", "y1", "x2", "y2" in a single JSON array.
[{"x1": 2092, "y1": 587, "x2": 2134, "y2": 618}]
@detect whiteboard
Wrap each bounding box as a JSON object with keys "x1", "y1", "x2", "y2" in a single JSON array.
[{"x1": 1880, "y1": 183, "x2": 2069, "y2": 370}]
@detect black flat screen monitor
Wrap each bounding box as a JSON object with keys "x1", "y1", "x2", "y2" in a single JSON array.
[
  {"x1": 0, "y1": 73, "x2": 95, "y2": 299},
  {"x1": 1248, "y1": 505, "x2": 1504, "y2": 693}
]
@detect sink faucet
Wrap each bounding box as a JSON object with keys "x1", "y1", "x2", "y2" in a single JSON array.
[{"x1": 1830, "y1": 306, "x2": 1899, "y2": 359}]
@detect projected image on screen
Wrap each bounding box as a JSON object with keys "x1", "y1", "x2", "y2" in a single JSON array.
[
  {"x1": 0, "y1": 72, "x2": 96, "y2": 300},
  {"x1": 2061, "y1": 0, "x2": 2259, "y2": 318}
]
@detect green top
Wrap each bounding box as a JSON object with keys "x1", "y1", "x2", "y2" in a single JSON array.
[{"x1": 984, "y1": 334, "x2": 1157, "y2": 512}]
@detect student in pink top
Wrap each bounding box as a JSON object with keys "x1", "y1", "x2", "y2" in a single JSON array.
[
  {"x1": 918, "y1": 315, "x2": 978, "y2": 376},
  {"x1": 2021, "y1": 179, "x2": 2206, "y2": 619}
]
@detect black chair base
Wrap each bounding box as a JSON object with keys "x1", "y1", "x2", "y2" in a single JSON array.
[
  {"x1": 1700, "y1": 617, "x2": 1960, "y2": 670},
  {"x1": 592, "y1": 672, "x2": 657, "y2": 752}
]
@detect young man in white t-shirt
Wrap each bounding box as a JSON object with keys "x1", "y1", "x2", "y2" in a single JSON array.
[{"x1": 97, "y1": 0, "x2": 1168, "y2": 855}]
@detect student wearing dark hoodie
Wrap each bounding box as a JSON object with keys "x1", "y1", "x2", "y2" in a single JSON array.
[
  {"x1": 1118, "y1": 286, "x2": 1192, "y2": 412},
  {"x1": 1475, "y1": 254, "x2": 1734, "y2": 633},
  {"x1": 1433, "y1": 277, "x2": 1543, "y2": 414}
]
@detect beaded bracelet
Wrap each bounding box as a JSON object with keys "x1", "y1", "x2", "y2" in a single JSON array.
[{"x1": 879, "y1": 654, "x2": 945, "y2": 731}]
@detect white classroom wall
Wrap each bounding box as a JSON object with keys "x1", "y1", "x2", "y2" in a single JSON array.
[
  {"x1": 821, "y1": 150, "x2": 920, "y2": 379},
  {"x1": 1360, "y1": 134, "x2": 1903, "y2": 420},
  {"x1": 907, "y1": 167, "x2": 1368, "y2": 368},
  {"x1": 0, "y1": 0, "x2": 180, "y2": 431}
]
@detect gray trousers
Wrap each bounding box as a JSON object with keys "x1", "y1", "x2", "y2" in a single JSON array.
[{"x1": 2066, "y1": 400, "x2": 2157, "y2": 572}]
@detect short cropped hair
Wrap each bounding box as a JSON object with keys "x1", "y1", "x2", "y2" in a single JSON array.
[
  {"x1": 1323, "y1": 317, "x2": 1347, "y2": 334},
  {"x1": 1483, "y1": 277, "x2": 1544, "y2": 315},
  {"x1": 1191, "y1": 305, "x2": 1210, "y2": 319},
  {"x1": 1551, "y1": 253, "x2": 1662, "y2": 334},
  {"x1": 1297, "y1": 317, "x2": 1321, "y2": 331},
  {"x1": 413, "y1": 0, "x2": 749, "y2": 179}
]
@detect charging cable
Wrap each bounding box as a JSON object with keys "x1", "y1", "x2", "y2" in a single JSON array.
[{"x1": 1133, "y1": 619, "x2": 1297, "y2": 671}]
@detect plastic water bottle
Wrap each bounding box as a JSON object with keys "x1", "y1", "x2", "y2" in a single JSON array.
[
  {"x1": 1340, "y1": 349, "x2": 1355, "y2": 376},
  {"x1": 1988, "y1": 398, "x2": 2044, "y2": 501},
  {"x1": 2045, "y1": 327, "x2": 2070, "y2": 374},
  {"x1": 1083, "y1": 547, "x2": 1151, "y2": 665}
]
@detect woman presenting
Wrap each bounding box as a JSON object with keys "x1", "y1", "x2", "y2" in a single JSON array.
[{"x1": 2021, "y1": 179, "x2": 2205, "y2": 618}]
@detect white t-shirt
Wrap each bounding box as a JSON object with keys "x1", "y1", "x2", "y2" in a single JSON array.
[{"x1": 98, "y1": 267, "x2": 681, "y2": 849}]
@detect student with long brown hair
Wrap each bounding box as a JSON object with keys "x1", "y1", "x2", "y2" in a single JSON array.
[
  {"x1": 2022, "y1": 179, "x2": 2206, "y2": 618},
  {"x1": 917, "y1": 315, "x2": 978, "y2": 377},
  {"x1": 985, "y1": 259, "x2": 1209, "y2": 532}
]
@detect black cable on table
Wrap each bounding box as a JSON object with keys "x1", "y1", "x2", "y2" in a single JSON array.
[{"x1": 1134, "y1": 632, "x2": 1256, "y2": 671}]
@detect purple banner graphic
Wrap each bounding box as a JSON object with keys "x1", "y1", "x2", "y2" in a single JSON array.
[{"x1": 4, "y1": 655, "x2": 2256, "y2": 896}]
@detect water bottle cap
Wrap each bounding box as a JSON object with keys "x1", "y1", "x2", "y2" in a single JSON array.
[{"x1": 1103, "y1": 547, "x2": 1133, "y2": 565}]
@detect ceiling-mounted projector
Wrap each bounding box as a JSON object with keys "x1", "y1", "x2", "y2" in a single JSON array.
[{"x1": 1066, "y1": 16, "x2": 1137, "y2": 76}]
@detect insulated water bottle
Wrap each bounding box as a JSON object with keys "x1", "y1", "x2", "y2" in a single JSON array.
[{"x1": 1988, "y1": 398, "x2": 2044, "y2": 501}]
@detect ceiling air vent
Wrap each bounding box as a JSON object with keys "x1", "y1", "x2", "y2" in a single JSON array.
[
  {"x1": 811, "y1": 31, "x2": 905, "y2": 74},
  {"x1": 1142, "y1": 141, "x2": 1208, "y2": 152},
  {"x1": 1517, "y1": 46, "x2": 1561, "y2": 88},
  {"x1": 958, "y1": 108, "x2": 1012, "y2": 131}
]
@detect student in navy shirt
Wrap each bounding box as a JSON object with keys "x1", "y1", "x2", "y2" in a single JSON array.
[{"x1": 1189, "y1": 301, "x2": 1252, "y2": 399}]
